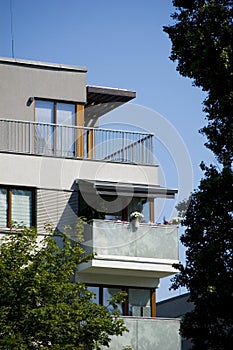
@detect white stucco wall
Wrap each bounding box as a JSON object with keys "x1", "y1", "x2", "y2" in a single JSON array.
[{"x1": 0, "y1": 153, "x2": 159, "y2": 191}]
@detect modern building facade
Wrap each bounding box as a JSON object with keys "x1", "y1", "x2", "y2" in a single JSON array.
[{"x1": 0, "y1": 57, "x2": 181, "y2": 350}]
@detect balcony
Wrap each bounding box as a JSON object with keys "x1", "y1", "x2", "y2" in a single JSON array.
[
  {"x1": 101, "y1": 317, "x2": 181, "y2": 350},
  {"x1": 0, "y1": 119, "x2": 154, "y2": 165},
  {"x1": 79, "y1": 220, "x2": 179, "y2": 280}
]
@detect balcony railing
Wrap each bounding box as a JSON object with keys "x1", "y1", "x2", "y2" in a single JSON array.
[
  {"x1": 82, "y1": 220, "x2": 179, "y2": 261},
  {"x1": 0, "y1": 119, "x2": 154, "y2": 165}
]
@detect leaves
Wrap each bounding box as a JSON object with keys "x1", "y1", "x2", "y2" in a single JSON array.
[
  {"x1": 0, "y1": 227, "x2": 127, "y2": 349},
  {"x1": 165, "y1": 1, "x2": 233, "y2": 348},
  {"x1": 164, "y1": 0, "x2": 233, "y2": 166}
]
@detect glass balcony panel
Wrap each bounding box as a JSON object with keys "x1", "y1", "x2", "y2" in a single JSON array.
[{"x1": 82, "y1": 220, "x2": 178, "y2": 261}]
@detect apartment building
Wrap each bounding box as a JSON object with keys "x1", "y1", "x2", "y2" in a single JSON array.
[{"x1": 0, "y1": 57, "x2": 181, "y2": 350}]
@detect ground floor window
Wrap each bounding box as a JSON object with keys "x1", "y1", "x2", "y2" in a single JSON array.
[
  {"x1": 0, "y1": 186, "x2": 36, "y2": 228},
  {"x1": 86, "y1": 284, "x2": 156, "y2": 317}
]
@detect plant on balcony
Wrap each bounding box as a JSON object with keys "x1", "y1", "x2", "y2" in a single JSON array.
[
  {"x1": 163, "y1": 216, "x2": 182, "y2": 225},
  {"x1": 129, "y1": 212, "x2": 144, "y2": 222},
  {"x1": 170, "y1": 217, "x2": 182, "y2": 225}
]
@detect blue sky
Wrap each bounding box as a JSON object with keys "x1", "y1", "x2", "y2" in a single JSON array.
[{"x1": 0, "y1": 0, "x2": 214, "y2": 300}]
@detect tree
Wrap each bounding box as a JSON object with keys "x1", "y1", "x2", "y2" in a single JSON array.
[
  {"x1": 164, "y1": 1, "x2": 233, "y2": 349},
  {"x1": 175, "y1": 164, "x2": 233, "y2": 349},
  {"x1": 0, "y1": 226, "x2": 127, "y2": 350},
  {"x1": 164, "y1": 0, "x2": 233, "y2": 167}
]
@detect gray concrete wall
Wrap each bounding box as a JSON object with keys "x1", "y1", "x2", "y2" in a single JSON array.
[
  {"x1": 0, "y1": 58, "x2": 87, "y2": 121},
  {"x1": 102, "y1": 317, "x2": 181, "y2": 350}
]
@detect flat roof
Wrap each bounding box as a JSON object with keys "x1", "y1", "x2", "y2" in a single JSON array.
[{"x1": 0, "y1": 57, "x2": 87, "y2": 73}]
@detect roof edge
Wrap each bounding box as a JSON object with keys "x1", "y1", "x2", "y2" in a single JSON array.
[
  {"x1": 87, "y1": 85, "x2": 136, "y2": 99},
  {"x1": 0, "y1": 57, "x2": 87, "y2": 73}
]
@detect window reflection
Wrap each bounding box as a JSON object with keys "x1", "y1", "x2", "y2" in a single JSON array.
[
  {"x1": 12, "y1": 189, "x2": 32, "y2": 227},
  {"x1": 103, "y1": 288, "x2": 123, "y2": 314},
  {"x1": 36, "y1": 101, "x2": 54, "y2": 155},
  {"x1": 87, "y1": 286, "x2": 99, "y2": 305},
  {"x1": 0, "y1": 187, "x2": 34, "y2": 228},
  {"x1": 86, "y1": 285, "x2": 154, "y2": 317},
  {"x1": 128, "y1": 288, "x2": 151, "y2": 317},
  {"x1": 0, "y1": 188, "x2": 7, "y2": 227},
  {"x1": 35, "y1": 100, "x2": 76, "y2": 157}
]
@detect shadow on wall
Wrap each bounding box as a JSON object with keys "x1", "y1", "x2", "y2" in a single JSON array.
[{"x1": 37, "y1": 186, "x2": 79, "y2": 236}]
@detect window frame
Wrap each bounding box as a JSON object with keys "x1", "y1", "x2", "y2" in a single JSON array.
[
  {"x1": 0, "y1": 185, "x2": 36, "y2": 228},
  {"x1": 86, "y1": 284, "x2": 156, "y2": 317},
  {"x1": 34, "y1": 98, "x2": 85, "y2": 158}
]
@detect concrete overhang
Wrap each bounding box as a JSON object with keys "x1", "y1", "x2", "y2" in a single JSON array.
[{"x1": 78, "y1": 256, "x2": 179, "y2": 280}]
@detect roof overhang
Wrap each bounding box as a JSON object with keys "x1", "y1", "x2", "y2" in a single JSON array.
[
  {"x1": 85, "y1": 85, "x2": 136, "y2": 122},
  {"x1": 76, "y1": 179, "x2": 178, "y2": 199}
]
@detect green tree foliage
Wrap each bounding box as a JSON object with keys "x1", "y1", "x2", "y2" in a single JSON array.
[
  {"x1": 175, "y1": 165, "x2": 233, "y2": 348},
  {"x1": 164, "y1": 0, "x2": 233, "y2": 167},
  {"x1": 164, "y1": 1, "x2": 233, "y2": 349},
  {"x1": 0, "y1": 227, "x2": 127, "y2": 350}
]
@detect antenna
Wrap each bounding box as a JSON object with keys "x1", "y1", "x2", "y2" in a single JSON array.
[{"x1": 10, "y1": 0, "x2": 15, "y2": 58}]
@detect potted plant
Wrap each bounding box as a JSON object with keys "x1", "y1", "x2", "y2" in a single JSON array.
[{"x1": 129, "y1": 212, "x2": 144, "y2": 230}]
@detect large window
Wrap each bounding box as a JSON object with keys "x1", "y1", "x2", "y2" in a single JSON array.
[
  {"x1": 0, "y1": 186, "x2": 35, "y2": 228},
  {"x1": 87, "y1": 285, "x2": 156, "y2": 317},
  {"x1": 79, "y1": 192, "x2": 153, "y2": 223},
  {"x1": 35, "y1": 100, "x2": 77, "y2": 157}
]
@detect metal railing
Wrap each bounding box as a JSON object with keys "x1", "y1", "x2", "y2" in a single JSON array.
[{"x1": 0, "y1": 119, "x2": 154, "y2": 165}]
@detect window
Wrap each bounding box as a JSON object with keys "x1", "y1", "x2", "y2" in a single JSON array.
[
  {"x1": 0, "y1": 188, "x2": 7, "y2": 227},
  {"x1": 86, "y1": 285, "x2": 156, "y2": 317},
  {"x1": 79, "y1": 192, "x2": 154, "y2": 223},
  {"x1": 0, "y1": 186, "x2": 36, "y2": 228},
  {"x1": 35, "y1": 100, "x2": 77, "y2": 157},
  {"x1": 87, "y1": 286, "x2": 100, "y2": 305},
  {"x1": 103, "y1": 287, "x2": 123, "y2": 314},
  {"x1": 128, "y1": 288, "x2": 151, "y2": 317}
]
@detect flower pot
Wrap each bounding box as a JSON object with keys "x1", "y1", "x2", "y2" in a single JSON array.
[{"x1": 131, "y1": 217, "x2": 140, "y2": 231}]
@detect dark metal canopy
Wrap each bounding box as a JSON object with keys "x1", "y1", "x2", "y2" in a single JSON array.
[
  {"x1": 76, "y1": 179, "x2": 178, "y2": 199},
  {"x1": 85, "y1": 85, "x2": 136, "y2": 123}
]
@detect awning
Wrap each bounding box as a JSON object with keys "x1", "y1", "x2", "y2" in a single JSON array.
[
  {"x1": 85, "y1": 86, "x2": 136, "y2": 124},
  {"x1": 76, "y1": 179, "x2": 178, "y2": 199}
]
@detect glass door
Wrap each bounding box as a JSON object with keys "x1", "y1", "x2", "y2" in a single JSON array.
[
  {"x1": 56, "y1": 103, "x2": 76, "y2": 157},
  {"x1": 35, "y1": 100, "x2": 54, "y2": 155}
]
